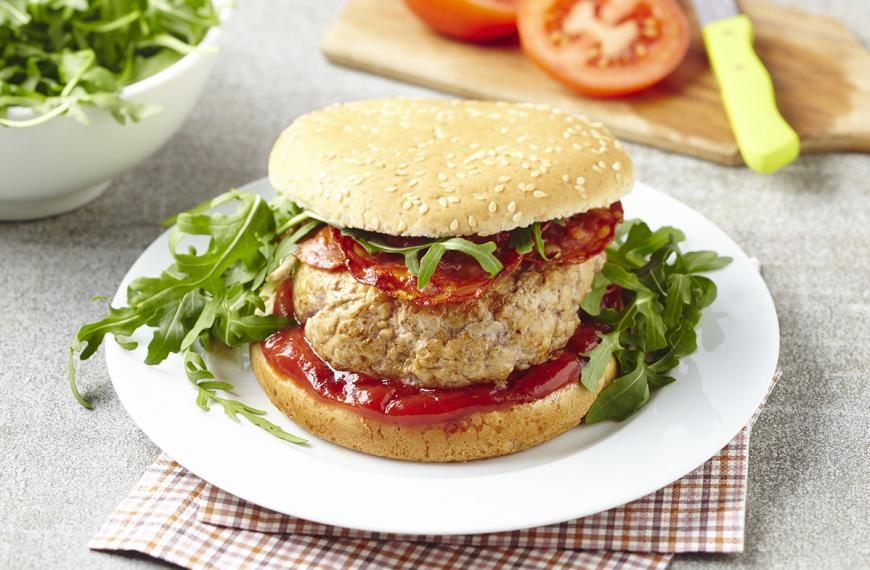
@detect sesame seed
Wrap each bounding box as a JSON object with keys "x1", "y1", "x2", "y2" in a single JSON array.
[
  {"x1": 592, "y1": 165, "x2": 603, "y2": 173},
  {"x1": 561, "y1": 175, "x2": 571, "y2": 183},
  {"x1": 438, "y1": 197, "x2": 448, "y2": 207},
  {"x1": 531, "y1": 170, "x2": 541, "y2": 178},
  {"x1": 447, "y1": 196, "x2": 460, "y2": 204},
  {"x1": 488, "y1": 201, "x2": 498, "y2": 213},
  {"x1": 576, "y1": 176, "x2": 586, "y2": 185},
  {"x1": 468, "y1": 215, "x2": 478, "y2": 227},
  {"x1": 598, "y1": 160, "x2": 607, "y2": 168},
  {"x1": 438, "y1": 172, "x2": 448, "y2": 182},
  {"x1": 403, "y1": 202, "x2": 412, "y2": 210},
  {"x1": 419, "y1": 204, "x2": 430, "y2": 215},
  {"x1": 494, "y1": 184, "x2": 506, "y2": 193},
  {"x1": 449, "y1": 219, "x2": 460, "y2": 231},
  {"x1": 498, "y1": 175, "x2": 511, "y2": 183},
  {"x1": 385, "y1": 185, "x2": 397, "y2": 193},
  {"x1": 507, "y1": 201, "x2": 517, "y2": 213},
  {"x1": 512, "y1": 212, "x2": 522, "y2": 222},
  {"x1": 397, "y1": 220, "x2": 406, "y2": 231},
  {"x1": 533, "y1": 191, "x2": 548, "y2": 199},
  {"x1": 456, "y1": 172, "x2": 467, "y2": 179},
  {"x1": 612, "y1": 161, "x2": 622, "y2": 171},
  {"x1": 408, "y1": 178, "x2": 418, "y2": 187}
]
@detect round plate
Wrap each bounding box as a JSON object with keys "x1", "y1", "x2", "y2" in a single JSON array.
[{"x1": 106, "y1": 178, "x2": 779, "y2": 535}]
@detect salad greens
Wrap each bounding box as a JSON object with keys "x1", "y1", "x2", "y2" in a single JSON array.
[
  {"x1": 70, "y1": 190, "x2": 314, "y2": 443},
  {"x1": 0, "y1": 0, "x2": 218, "y2": 128},
  {"x1": 579, "y1": 221, "x2": 731, "y2": 423},
  {"x1": 69, "y1": 190, "x2": 731, "y2": 443}
]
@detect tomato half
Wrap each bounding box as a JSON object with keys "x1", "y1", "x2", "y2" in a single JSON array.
[
  {"x1": 404, "y1": 0, "x2": 517, "y2": 42},
  {"x1": 517, "y1": 0, "x2": 690, "y2": 97}
]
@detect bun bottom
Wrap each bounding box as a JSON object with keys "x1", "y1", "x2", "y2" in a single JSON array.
[{"x1": 250, "y1": 344, "x2": 617, "y2": 462}]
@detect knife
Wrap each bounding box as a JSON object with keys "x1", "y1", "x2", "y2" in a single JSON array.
[{"x1": 695, "y1": 0, "x2": 800, "y2": 173}]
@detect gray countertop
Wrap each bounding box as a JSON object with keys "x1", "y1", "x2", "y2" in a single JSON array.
[{"x1": 1, "y1": 1, "x2": 868, "y2": 568}]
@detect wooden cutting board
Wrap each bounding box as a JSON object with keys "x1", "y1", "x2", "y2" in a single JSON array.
[{"x1": 321, "y1": 0, "x2": 870, "y2": 166}]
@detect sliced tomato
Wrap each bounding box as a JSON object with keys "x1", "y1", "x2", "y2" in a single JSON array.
[
  {"x1": 404, "y1": 0, "x2": 518, "y2": 42},
  {"x1": 333, "y1": 228, "x2": 522, "y2": 305},
  {"x1": 517, "y1": 0, "x2": 690, "y2": 97},
  {"x1": 530, "y1": 202, "x2": 623, "y2": 263},
  {"x1": 293, "y1": 226, "x2": 346, "y2": 271}
]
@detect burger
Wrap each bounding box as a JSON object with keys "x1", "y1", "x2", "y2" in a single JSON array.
[{"x1": 249, "y1": 98, "x2": 632, "y2": 462}]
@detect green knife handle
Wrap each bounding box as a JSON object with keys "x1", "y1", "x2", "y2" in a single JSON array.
[{"x1": 702, "y1": 15, "x2": 800, "y2": 173}]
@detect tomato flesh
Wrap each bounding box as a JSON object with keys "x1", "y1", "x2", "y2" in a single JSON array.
[
  {"x1": 518, "y1": 0, "x2": 690, "y2": 96},
  {"x1": 404, "y1": 0, "x2": 518, "y2": 42}
]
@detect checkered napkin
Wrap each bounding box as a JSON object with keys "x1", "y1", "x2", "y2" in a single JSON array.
[{"x1": 90, "y1": 372, "x2": 778, "y2": 570}]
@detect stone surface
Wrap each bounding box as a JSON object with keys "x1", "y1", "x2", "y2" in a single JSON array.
[{"x1": 0, "y1": 1, "x2": 867, "y2": 568}]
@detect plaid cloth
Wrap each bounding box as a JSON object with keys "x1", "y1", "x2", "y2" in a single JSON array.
[{"x1": 90, "y1": 372, "x2": 778, "y2": 570}]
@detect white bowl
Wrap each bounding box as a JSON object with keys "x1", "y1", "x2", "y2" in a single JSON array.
[{"x1": 0, "y1": 6, "x2": 230, "y2": 221}]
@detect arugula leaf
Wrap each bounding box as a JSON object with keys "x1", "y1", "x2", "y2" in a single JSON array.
[
  {"x1": 343, "y1": 230, "x2": 503, "y2": 290},
  {"x1": 508, "y1": 226, "x2": 534, "y2": 255},
  {"x1": 70, "y1": 190, "x2": 303, "y2": 444},
  {"x1": 0, "y1": 0, "x2": 219, "y2": 127},
  {"x1": 586, "y1": 362, "x2": 649, "y2": 423},
  {"x1": 183, "y1": 350, "x2": 307, "y2": 444},
  {"x1": 580, "y1": 220, "x2": 731, "y2": 423},
  {"x1": 530, "y1": 223, "x2": 549, "y2": 260},
  {"x1": 580, "y1": 331, "x2": 620, "y2": 391}
]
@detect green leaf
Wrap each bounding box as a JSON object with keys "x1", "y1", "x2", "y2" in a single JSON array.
[
  {"x1": 145, "y1": 290, "x2": 203, "y2": 365},
  {"x1": 586, "y1": 362, "x2": 649, "y2": 423},
  {"x1": 416, "y1": 243, "x2": 446, "y2": 290},
  {"x1": 531, "y1": 223, "x2": 549, "y2": 260},
  {"x1": 509, "y1": 226, "x2": 533, "y2": 255},
  {"x1": 68, "y1": 340, "x2": 92, "y2": 409},
  {"x1": 580, "y1": 331, "x2": 619, "y2": 391},
  {"x1": 182, "y1": 349, "x2": 306, "y2": 444},
  {"x1": 75, "y1": 306, "x2": 147, "y2": 360},
  {"x1": 580, "y1": 272, "x2": 610, "y2": 316},
  {"x1": 601, "y1": 263, "x2": 647, "y2": 292},
  {"x1": 677, "y1": 251, "x2": 733, "y2": 273},
  {"x1": 634, "y1": 289, "x2": 667, "y2": 351}
]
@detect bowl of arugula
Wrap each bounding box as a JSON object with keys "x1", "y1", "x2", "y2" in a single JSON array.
[{"x1": 0, "y1": 0, "x2": 229, "y2": 220}]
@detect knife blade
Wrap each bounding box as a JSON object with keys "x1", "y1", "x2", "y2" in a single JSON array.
[{"x1": 692, "y1": 0, "x2": 800, "y2": 173}]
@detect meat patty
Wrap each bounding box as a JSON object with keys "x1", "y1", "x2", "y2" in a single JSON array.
[{"x1": 292, "y1": 253, "x2": 605, "y2": 388}]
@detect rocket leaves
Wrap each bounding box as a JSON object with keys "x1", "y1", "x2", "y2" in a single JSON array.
[
  {"x1": 70, "y1": 190, "x2": 309, "y2": 444},
  {"x1": 0, "y1": 0, "x2": 219, "y2": 127},
  {"x1": 581, "y1": 221, "x2": 732, "y2": 423}
]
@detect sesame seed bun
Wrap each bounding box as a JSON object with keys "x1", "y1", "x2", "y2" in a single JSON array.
[
  {"x1": 250, "y1": 343, "x2": 617, "y2": 462},
  {"x1": 268, "y1": 98, "x2": 633, "y2": 238}
]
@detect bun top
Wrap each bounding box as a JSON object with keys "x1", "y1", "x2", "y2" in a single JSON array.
[{"x1": 269, "y1": 98, "x2": 633, "y2": 237}]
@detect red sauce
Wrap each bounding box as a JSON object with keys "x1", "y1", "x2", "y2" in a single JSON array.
[
  {"x1": 273, "y1": 278, "x2": 296, "y2": 320},
  {"x1": 261, "y1": 322, "x2": 606, "y2": 426}
]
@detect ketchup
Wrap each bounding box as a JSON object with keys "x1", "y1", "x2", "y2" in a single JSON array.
[{"x1": 261, "y1": 315, "x2": 606, "y2": 426}]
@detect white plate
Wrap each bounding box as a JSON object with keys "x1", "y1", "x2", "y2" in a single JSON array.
[{"x1": 106, "y1": 179, "x2": 779, "y2": 535}]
